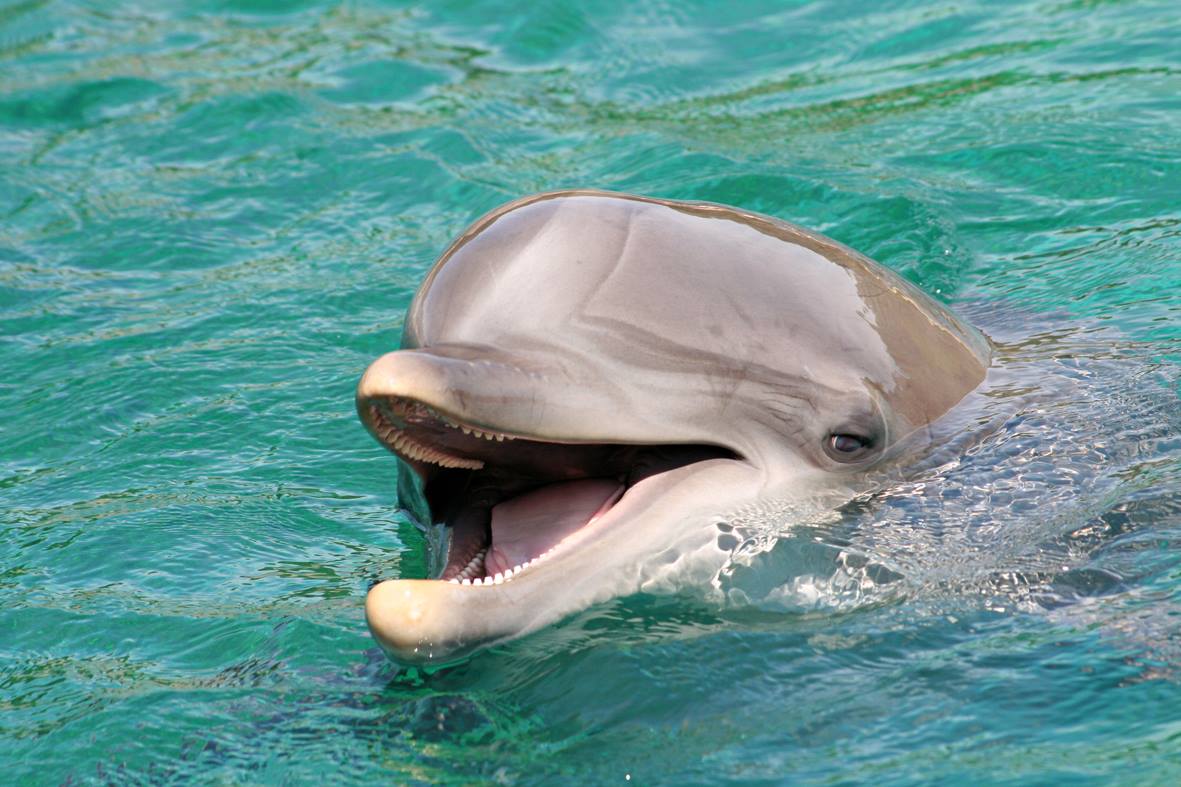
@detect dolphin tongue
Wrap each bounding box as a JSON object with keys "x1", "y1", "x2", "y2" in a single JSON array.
[{"x1": 485, "y1": 478, "x2": 623, "y2": 577}]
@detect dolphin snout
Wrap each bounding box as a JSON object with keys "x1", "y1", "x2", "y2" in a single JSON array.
[
  {"x1": 356, "y1": 351, "x2": 451, "y2": 408},
  {"x1": 366, "y1": 579, "x2": 503, "y2": 664}
]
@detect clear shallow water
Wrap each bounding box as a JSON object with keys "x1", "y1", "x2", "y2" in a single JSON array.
[{"x1": 2, "y1": 0, "x2": 1180, "y2": 783}]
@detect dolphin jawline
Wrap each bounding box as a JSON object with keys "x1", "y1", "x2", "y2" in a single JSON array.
[
  {"x1": 355, "y1": 189, "x2": 991, "y2": 664},
  {"x1": 357, "y1": 357, "x2": 743, "y2": 662}
]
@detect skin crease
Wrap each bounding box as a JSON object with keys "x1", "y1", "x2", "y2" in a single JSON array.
[{"x1": 357, "y1": 190, "x2": 991, "y2": 664}]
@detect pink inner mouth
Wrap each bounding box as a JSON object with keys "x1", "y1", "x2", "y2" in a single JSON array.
[
  {"x1": 485, "y1": 479, "x2": 624, "y2": 576},
  {"x1": 361, "y1": 395, "x2": 738, "y2": 587}
]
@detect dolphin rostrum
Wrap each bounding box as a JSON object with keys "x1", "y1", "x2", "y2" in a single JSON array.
[{"x1": 357, "y1": 190, "x2": 990, "y2": 663}]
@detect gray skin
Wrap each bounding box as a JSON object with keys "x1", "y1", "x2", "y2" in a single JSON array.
[{"x1": 357, "y1": 190, "x2": 990, "y2": 664}]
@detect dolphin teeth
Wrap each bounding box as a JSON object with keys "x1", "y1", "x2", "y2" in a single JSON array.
[
  {"x1": 368, "y1": 401, "x2": 485, "y2": 469},
  {"x1": 453, "y1": 558, "x2": 543, "y2": 586},
  {"x1": 463, "y1": 550, "x2": 485, "y2": 574},
  {"x1": 381, "y1": 427, "x2": 484, "y2": 470},
  {"x1": 453, "y1": 422, "x2": 515, "y2": 442}
]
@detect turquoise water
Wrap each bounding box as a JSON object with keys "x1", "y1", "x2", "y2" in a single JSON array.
[{"x1": 3, "y1": 0, "x2": 1180, "y2": 783}]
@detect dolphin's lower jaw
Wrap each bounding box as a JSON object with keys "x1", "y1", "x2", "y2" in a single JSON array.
[{"x1": 357, "y1": 364, "x2": 742, "y2": 664}]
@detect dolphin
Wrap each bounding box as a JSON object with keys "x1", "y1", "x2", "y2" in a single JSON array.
[{"x1": 357, "y1": 190, "x2": 990, "y2": 663}]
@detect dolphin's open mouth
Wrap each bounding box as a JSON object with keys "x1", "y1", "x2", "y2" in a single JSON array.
[{"x1": 360, "y1": 395, "x2": 738, "y2": 586}]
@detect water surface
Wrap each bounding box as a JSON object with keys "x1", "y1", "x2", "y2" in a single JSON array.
[{"x1": 2, "y1": 0, "x2": 1180, "y2": 783}]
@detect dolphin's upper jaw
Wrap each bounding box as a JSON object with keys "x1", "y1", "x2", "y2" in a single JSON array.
[
  {"x1": 357, "y1": 390, "x2": 741, "y2": 661},
  {"x1": 360, "y1": 393, "x2": 740, "y2": 584}
]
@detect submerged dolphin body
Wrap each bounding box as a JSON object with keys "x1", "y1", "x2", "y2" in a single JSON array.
[{"x1": 357, "y1": 190, "x2": 990, "y2": 663}]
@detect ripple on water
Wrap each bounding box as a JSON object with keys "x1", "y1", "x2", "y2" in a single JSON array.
[{"x1": 1, "y1": 0, "x2": 1180, "y2": 783}]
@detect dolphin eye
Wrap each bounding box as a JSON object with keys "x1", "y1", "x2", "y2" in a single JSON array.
[{"x1": 825, "y1": 432, "x2": 874, "y2": 462}]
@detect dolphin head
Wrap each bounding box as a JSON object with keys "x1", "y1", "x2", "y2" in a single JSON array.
[{"x1": 358, "y1": 191, "x2": 990, "y2": 663}]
